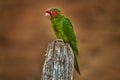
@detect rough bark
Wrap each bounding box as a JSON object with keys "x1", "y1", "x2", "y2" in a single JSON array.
[{"x1": 41, "y1": 40, "x2": 74, "y2": 80}]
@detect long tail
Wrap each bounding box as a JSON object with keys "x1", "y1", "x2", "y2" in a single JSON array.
[
  {"x1": 74, "y1": 55, "x2": 80, "y2": 74},
  {"x1": 68, "y1": 41, "x2": 80, "y2": 74},
  {"x1": 70, "y1": 44, "x2": 80, "y2": 74}
]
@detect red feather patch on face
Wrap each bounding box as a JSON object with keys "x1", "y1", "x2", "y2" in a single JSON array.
[
  {"x1": 51, "y1": 10, "x2": 57, "y2": 18},
  {"x1": 45, "y1": 9, "x2": 57, "y2": 19}
]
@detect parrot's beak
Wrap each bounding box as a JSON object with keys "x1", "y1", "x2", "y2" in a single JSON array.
[{"x1": 45, "y1": 12, "x2": 51, "y2": 19}]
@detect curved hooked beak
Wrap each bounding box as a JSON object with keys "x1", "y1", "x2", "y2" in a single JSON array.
[
  {"x1": 45, "y1": 9, "x2": 51, "y2": 19},
  {"x1": 45, "y1": 12, "x2": 51, "y2": 19}
]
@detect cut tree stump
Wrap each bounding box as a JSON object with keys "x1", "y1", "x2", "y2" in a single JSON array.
[{"x1": 41, "y1": 40, "x2": 74, "y2": 80}]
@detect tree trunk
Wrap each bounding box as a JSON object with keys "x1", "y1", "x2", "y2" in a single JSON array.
[{"x1": 41, "y1": 40, "x2": 74, "y2": 80}]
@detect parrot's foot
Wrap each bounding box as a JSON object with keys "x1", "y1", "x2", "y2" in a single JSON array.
[
  {"x1": 55, "y1": 39, "x2": 64, "y2": 42},
  {"x1": 56, "y1": 39, "x2": 64, "y2": 42}
]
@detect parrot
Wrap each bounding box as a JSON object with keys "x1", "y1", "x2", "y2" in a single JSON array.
[{"x1": 45, "y1": 8, "x2": 80, "y2": 74}]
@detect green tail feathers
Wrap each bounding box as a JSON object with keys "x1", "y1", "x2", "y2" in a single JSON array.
[
  {"x1": 74, "y1": 55, "x2": 80, "y2": 74},
  {"x1": 73, "y1": 51, "x2": 80, "y2": 74}
]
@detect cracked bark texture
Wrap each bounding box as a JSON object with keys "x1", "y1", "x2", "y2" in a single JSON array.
[{"x1": 41, "y1": 40, "x2": 74, "y2": 80}]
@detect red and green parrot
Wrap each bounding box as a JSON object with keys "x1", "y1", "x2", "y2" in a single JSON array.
[{"x1": 45, "y1": 8, "x2": 80, "y2": 74}]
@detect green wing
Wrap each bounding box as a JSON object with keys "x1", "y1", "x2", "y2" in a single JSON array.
[
  {"x1": 62, "y1": 17, "x2": 78, "y2": 55},
  {"x1": 62, "y1": 17, "x2": 80, "y2": 74}
]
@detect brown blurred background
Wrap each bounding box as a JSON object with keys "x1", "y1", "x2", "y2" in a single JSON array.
[{"x1": 0, "y1": 0, "x2": 120, "y2": 80}]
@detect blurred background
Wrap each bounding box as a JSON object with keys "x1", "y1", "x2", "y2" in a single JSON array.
[{"x1": 0, "y1": 0, "x2": 120, "y2": 80}]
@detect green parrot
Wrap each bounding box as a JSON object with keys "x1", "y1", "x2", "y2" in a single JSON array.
[{"x1": 45, "y1": 8, "x2": 80, "y2": 74}]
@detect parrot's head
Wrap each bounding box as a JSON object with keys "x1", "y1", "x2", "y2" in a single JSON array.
[{"x1": 45, "y1": 8, "x2": 62, "y2": 19}]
